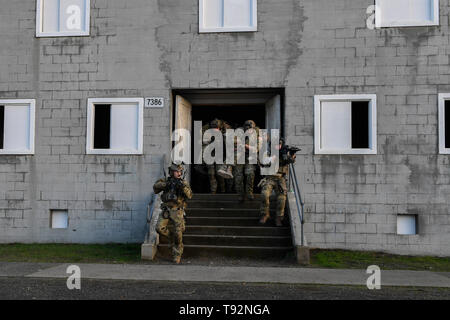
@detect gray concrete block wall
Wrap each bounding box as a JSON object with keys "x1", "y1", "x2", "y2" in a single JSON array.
[
  {"x1": 288, "y1": 0, "x2": 450, "y2": 256},
  {"x1": 0, "y1": 0, "x2": 171, "y2": 244},
  {"x1": 0, "y1": 0, "x2": 449, "y2": 255}
]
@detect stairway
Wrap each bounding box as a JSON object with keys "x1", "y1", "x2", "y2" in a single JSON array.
[{"x1": 158, "y1": 193, "x2": 294, "y2": 259}]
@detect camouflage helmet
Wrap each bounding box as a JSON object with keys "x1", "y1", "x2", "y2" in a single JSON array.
[
  {"x1": 243, "y1": 120, "x2": 256, "y2": 130},
  {"x1": 209, "y1": 118, "x2": 220, "y2": 129},
  {"x1": 168, "y1": 163, "x2": 184, "y2": 173}
]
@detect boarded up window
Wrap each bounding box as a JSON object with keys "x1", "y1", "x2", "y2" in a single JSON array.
[
  {"x1": 200, "y1": 0, "x2": 257, "y2": 32},
  {"x1": 91, "y1": 102, "x2": 141, "y2": 152},
  {"x1": 51, "y1": 210, "x2": 68, "y2": 229},
  {"x1": 109, "y1": 103, "x2": 139, "y2": 151},
  {"x1": 376, "y1": 0, "x2": 439, "y2": 27},
  {"x1": 0, "y1": 100, "x2": 35, "y2": 154},
  {"x1": 320, "y1": 101, "x2": 370, "y2": 150},
  {"x1": 397, "y1": 215, "x2": 418, "y2": 235},
  {"x1": 3, "y1": 105, "x2": 32, "y2": 151},
  {"x1": 87, "y1": 98, "x2": 143, "y2": 154},
  {"x1": 37, "y1": 0, "x2": 90, "y2": 37},
  {"x1": 320, "y1": 101, "x2": 352, "y2": 151},
  {"x1": 315, "y1": 95, "x2": 376, "y2": 154}
]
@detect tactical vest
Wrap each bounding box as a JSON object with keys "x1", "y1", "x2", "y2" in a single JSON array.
[{"x1": 160, "y1": 178, "x2": 188, "y2": 208}]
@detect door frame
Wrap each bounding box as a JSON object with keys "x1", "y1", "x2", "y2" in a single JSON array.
[{"x1": 170, "y1": 88, "x2": 285, "y2": 184}]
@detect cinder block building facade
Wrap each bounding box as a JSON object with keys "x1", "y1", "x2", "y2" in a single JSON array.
[{"x1": 0, "y1": 0, "x2": 449, "y2": 256}]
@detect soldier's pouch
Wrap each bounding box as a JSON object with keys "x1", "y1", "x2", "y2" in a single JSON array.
[
  {"x1": 244, "y1": 164, "x2": 255, "y2": 175},
  {"x1": 162, "y1": 210, "x2": 170, "y2": 219},
  {"x1": 257, "y1": 178, "x2": 267, "y2": 188},
  {"x1": 278, "y1": 179, "x2": 288, "y2": 195}
]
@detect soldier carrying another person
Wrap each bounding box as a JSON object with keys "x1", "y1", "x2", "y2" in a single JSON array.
[
  {"x1": 233, "y1": 120, "x2": 262, "y2": 201},
  {"x1": 202, "y1": 118, "x2": 234, "y2": 194}
]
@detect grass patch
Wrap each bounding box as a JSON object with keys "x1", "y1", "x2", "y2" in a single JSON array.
[
  {"x1": 0, "y1": 244, "x2": 449, "y2": 271},
  {"x1": 310, "y1": 249, "x2": 450, "y2": 272},
  {"x1": 0, "y1": 243, "x2": 141, "y2": 264}
]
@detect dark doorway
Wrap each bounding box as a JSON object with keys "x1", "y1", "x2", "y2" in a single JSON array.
[
  {"x1": 192, "y1": 104, "x2": 266, "y2": 131},
  {"x1": 191, "y1": 104, "x2": 266, "y2": 194}
]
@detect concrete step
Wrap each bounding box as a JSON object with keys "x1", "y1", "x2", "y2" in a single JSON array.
[
  {"x1": 160, "y1": 234, "x2": 292, "y2": 247},
  {"x1": 190, "y1": 193, "x2": 263, "y2": 201},
  {"x1": 186, "y1": 216, "x2": 290, "y2": 227},
  {"x1": 185, "y1": 225, "x2": 291, "y2": 237},
  {"x1": 187, "y1": 200, "x2": 269, "y2": 209},
  {"x1": 186, "y1": 208, "x2": 270, "y2": 217},
  {"x1": 157, "y1": 244, "x2": 293, "y2": 259},
  {"x1": 157, "y1": 192, "x2": 294, "y2": 261}
]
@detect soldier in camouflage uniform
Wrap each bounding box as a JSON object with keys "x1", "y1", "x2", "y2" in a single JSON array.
[
  {"x1": 233, "y1": 120, "x2": 261, "y2": 201},
  {"x1": 154, "y1": 164, "x2": 193, "y2": 264},
  {"x1": 259, "y1": 138, "x2": 296, "y2": 227},
  {"x1": 203, "y1": 119, "x2": 234, "y2": 194}
]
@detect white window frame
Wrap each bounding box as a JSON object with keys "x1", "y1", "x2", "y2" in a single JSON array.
[
  {"x1": 0, "y1": 99, "x2": 36, "y2": 155},
  {"x1": 86, "y1": 98, "x2": 144, "y2": 155},
  {"x1": 375, "y1": 0, "x2": 439, "y2": 28},
  {"x1": 438, "y1": 93, "x2": 450, "y2": 154},
  {"x1": 199, "y1": 0, "x2": 257, "y2": 33},
  {"x1": 36, "y1": 0, "x2": 91, "y2": 37},
  {"x1": 314, "y1": 94, "x2": 377, "y2": 155}
]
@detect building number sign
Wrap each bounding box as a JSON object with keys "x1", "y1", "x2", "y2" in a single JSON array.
[{"x1": 145, "y1": 97, "x2": 165, "y2": 108}]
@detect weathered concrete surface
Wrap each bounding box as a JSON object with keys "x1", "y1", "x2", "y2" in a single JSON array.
[
  {"x1": 141, "y1": 194, "x2": 162, "y2": 260},
  {"x1": 0, "y1": 262, "x2": 55, "y2": 277},
  {"x1": 8, "y1": 262, "x2": 447, "y2": 288},
  {"x1": 296, "y1": 246, "x2": 310, "y2": 265},
  {"x1": 0, "y1": 0, "x2": 449, "y2": 256}
]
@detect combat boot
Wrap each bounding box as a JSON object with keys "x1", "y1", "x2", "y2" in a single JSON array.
[
  {"x1": 259, "y1": 214, "x2": 270, "y2": 224},
  {"x1": 173, "y1": 256, "x2": 181, "y2": 264},
  {"x1": 246, "y1": 193, "x2": 254, "y2": 200},
  {"x1": 275, "y1": 216, "x2": 283, "y2": 227},
  {"x1": 217, "y1": 165, "x2": 234, "y2": 179}
]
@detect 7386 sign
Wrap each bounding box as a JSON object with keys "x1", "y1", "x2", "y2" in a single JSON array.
[{"x1": 145, "y1": 97, "x2": 164, "y2": 108}]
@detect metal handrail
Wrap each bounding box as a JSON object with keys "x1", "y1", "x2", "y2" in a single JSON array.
[{"x1": 288, "y1": 163, "x2": 305, "y2": 246}]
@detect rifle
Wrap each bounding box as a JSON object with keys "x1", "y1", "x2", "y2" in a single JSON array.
[{"x1": 281, "y1": 145, "x2": 301, "y2": 156}]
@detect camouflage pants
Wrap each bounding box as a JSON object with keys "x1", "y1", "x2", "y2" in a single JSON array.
[
  {"x1": 234, "y1": 164, "x2": 256, "y2": 196},
  {"x1": 156, "y1": 208, "x2": 186, "y2": 260},
  {"x1": 207, "y1": 164, "x2": 233, "y2": 193},
  {"x1": 260, "y1": 176, "x2": 287, "y2": 218}
]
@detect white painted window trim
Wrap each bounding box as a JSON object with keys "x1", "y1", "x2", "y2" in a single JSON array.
[
  {"x1": 0, "y1": 99, "x2": 36, "y2": 155},
  {"x1": 314, "y1": 94, "x2": 377, "y2": 155},
  {"x1": 86, "y1": 98, "x2": 144, "y2": 155},
  {"x1": 199, "y1": 0, "x2": 257, "y2": 33},
  {"x1": 438, "y1": 93, "x2": 450, "y2": 154},
  {"x1": 375, "y1": 0, "x2": 439, "y2": 28},
  {"x1": 36, "y1": 0, "x2": 91, "y2": 37}
]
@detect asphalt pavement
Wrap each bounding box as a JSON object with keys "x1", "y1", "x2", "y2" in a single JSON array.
[
  {"x1": 1, "y1": 262, "x2": 449, "y2": 300},
  {"x1": 1, "y1": 277, "x2": 450, "y2": 300}
]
